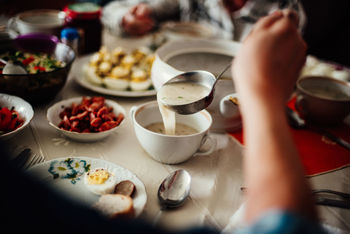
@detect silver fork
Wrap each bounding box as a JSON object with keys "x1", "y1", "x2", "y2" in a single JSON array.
[
  {"x1": 24, "y1": 153, "x2": 45, "y2": 169},
  {"x1": 12, "y1": 148, "x2": 32, "y2": 169}
]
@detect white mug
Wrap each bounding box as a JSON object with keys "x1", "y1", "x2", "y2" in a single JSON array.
[{"x1": 130, "y1": 101, "x2": 216, "y2": 164}]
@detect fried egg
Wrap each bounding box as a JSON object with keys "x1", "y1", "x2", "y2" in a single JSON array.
[
  {"x1": 104, "y1": 66, "x2": 130, "y2": 90},
  {"x1": 132, "y1": 47, "x2": 151, "y2": 62},
  {"x1": 121, "y1": 55, "x2": 136, "y2": 70},
  {"x1": 83, "y1": 64, "x2": 103, "y2": 85},
  {"x1": 98, "y1": 61, "x2": 112, "y2": 75},
  {"x1": 89, "y1": 52, "x2": 102, "y2": 66},
  {"x1": 130, "y1": 69, "x2": 152, "y2": 91},
  {"x1": 112, "y1": 47, "x2": 126, "y2": 58},
  {"x1": 104, "y1": 76, "x2": 129, "y2": 90},
  {"x1": 84, "y1": 168, "x2": 118, "y2": 195}
]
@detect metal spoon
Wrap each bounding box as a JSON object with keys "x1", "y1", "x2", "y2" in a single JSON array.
[
  {"x1": 159, "y1": 63, "x2": 232, "y2": 115},
  {"x1": 153, "y1": 169, "x2": 191, "y2": 226},
  {"x1": 286, "y1": 107, "x2": 350, "y2": 150},
  {"x1": 0, "y1": 58, "x2": 27, "y2": 75},
  {"x1": 157, "y1": 169, "x2": 191, "y2": 209}
]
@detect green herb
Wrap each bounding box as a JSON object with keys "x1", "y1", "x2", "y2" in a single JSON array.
[{"x1": 15, "y1": 51, "x2": 24, "y2": 58}]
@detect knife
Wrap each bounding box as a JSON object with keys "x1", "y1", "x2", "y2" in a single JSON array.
[
  {"x1": 314, "y1": 189, "x2": 350, "y2": 209},
  {"x1": 315, "y1": 197, "x2": 350, "y2": 209},
  {"x1": 286, "y1": 107, "x2": 350, "y2": 150}
]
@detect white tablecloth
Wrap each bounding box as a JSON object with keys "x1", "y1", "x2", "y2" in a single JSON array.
[{"x1": 4, "y1": 31, "x2": 350, "y2": 233}]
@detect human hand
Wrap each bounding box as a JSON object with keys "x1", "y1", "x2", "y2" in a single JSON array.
[
  {"x1": 122, "y1": 3, "x2": 155, "y2": 36},
  {"x1": 232, "y1": 10, "x2": 307, "y2": 105}
]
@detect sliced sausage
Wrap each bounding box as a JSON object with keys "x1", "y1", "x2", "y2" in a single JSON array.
[{"x1": 114, "y1": 180, "x2": 136, "y2": 197}]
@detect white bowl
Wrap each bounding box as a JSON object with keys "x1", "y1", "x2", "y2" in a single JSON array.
[
  {"x1": 0, "y1": 93, "x2": 34, "y2": 140},
  {"x1": 8, "y1": 9, "x2": 65, "y2": 36},
  {"x1": 47, "y1": 97, "x2": 126, "y2": 142}
]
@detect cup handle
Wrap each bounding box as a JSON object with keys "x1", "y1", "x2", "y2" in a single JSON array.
[
  {"x1": 7, "y1": 17, "x2": 19, "y2": 37},
  {"x1": 295, "y1": 95, "x2": 308, "y2": 117},
  {"x1": 129, "y1": 106, "x2": 138, "y2": 120},
  {"x1": 194, "y1": 134, "x2": 216, "y2": 157}
]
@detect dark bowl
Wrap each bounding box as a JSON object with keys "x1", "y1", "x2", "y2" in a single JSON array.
[
  {"x1": 0, "y1": 33, "x2": 75, "y2": 104},
  {"x1": 296, "y1": 76, "x2": 350, "y2": 126}
]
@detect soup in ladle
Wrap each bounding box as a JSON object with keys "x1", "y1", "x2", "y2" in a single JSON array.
[{"x1": 157, "y1": 82, "x2": 210, "y2": 135}]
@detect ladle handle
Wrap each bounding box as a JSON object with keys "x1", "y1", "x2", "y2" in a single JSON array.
[{"x1": 216, "y1": 63, "x2": 232, "y2": 81}]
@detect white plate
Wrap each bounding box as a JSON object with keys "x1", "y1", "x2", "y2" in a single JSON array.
[
  {"x1": 72, "y1": 55, "x2": 156, "y2": 97},
  {"x1": 27, "y1": 157, "x2": 147, "y2": 217}
]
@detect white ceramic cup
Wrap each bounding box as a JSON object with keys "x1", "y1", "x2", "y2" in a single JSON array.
[
  {"x1": 219, "y1": 93, "x2": 242, "y2": 132},
  {"x1": 130, "y1": 101, "x2": 216, "y2": 164}
]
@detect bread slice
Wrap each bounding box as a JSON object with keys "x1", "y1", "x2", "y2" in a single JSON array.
[{"x1": 93, "y1": 194, "x2": 135, "y2": 219}]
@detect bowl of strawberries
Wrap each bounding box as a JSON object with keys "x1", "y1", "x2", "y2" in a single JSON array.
[
  {"x1": 46, "y1": 96, "x2": 125, "y2": 142},
  {"x1": 0, "y1": 93, "x2": 34, "y2": 140}
]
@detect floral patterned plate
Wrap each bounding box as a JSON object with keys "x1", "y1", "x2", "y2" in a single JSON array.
[{"x1": 26, "y1": 157, "x2": 147, "y2": 217}]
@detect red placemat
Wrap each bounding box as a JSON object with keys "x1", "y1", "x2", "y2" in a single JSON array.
[{"x1": 228, "y1": 98, "x2": 350, "y2": 177}]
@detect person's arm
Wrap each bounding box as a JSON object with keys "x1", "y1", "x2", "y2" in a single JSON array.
[
  {"x1": 121, "y1": 3, "x2": 155, "y2": 36},
  {"x1": 121, "y1": 0, "x2": 180, "y2": 36},
  {"x1": 232, "y1": 10, "x2": 317, "y2": 223},
  {"x1": 148, "y1": 0, "x2": 180, "y2": 22}
]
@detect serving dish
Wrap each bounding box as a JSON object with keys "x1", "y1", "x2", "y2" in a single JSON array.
[
  {"x1": 73, "y1": 54, "x2": 156, "y2": 97},
  {"x1": 27, "y1": 157, "x2": 147, "y2": 217},
  {"x1": 46, "y1": 96, "x2": 126, "y2": 142},
  {"x1": 151, "y1": 38, "x2": 240, "y2": 132},
  {"x1": 0, "y1": 33, "x2": 75, "y2": 104},
  {"x1": 0, "y1": 93, "x2": 34, "y2": 140}
]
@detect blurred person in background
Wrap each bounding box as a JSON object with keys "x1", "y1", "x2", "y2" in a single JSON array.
[
  {"x1": 103, "y1": 0, "x2": 305, "y2": 40},
  {"x1": 1, "y1": 0, "x2": 348, "y2": 66},
  {"x1": 103, "y1": 0, "x2": 350, "y2": 66}
]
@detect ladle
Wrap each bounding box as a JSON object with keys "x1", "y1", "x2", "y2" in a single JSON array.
[
  {"x1": 159, "y1": 63, "x2": 232, "y2": 115},
  {"x1": 0, "y1": 58, "x2": 27, "y2": 75}
]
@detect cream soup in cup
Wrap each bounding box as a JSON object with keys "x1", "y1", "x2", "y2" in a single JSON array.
[{"x1": 130, "y1": 101, "x2": 216, "y2": 164}]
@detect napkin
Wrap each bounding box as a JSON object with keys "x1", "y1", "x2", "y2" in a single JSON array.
[
  {"x1": 221, "y1": 202, "x2": 246, "y2": 233},
  {"x1": 163, "y1": 133, "x2": 245, "y2": 230},
  {"x1": 229, "y1": 97, "x2": 350, "y2": 177}
]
